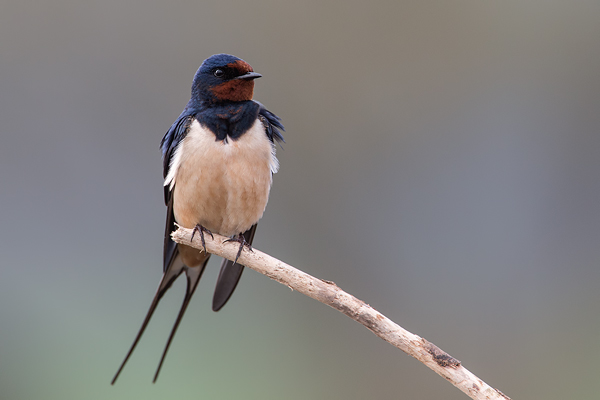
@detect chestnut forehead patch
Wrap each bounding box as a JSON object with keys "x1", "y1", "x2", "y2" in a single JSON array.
[{"x1": 227, "y1": 60, "x2": 253, "y2": 74}]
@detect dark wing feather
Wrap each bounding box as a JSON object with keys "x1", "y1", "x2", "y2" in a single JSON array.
[
  {"x1": 163, "y1": 196, "x2": 180, "y2": 273},
  {"x1": 255, "y1": 101, "x2": 285, "y2": 144},
  {"x1": 160, "y1": 113, "x2": 194, "y2": 205},
  {"x1": 212, "y1": 224, "x2": 257, "y2": 312},
  {"x1": 160, "y1": 113, "x2": 194, "y2": 271}
]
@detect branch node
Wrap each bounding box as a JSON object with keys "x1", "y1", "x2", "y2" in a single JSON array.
[
  {"x1": 320, "y1": 278, "x2": 337, "y2": 286},
  {"x1": 425, "y1": 341, "x2": 461, "y2": 368}
]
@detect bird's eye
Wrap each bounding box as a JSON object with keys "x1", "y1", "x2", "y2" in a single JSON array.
[{"x1": 214, "y1": 69, "x2": 225, "y2": 78}]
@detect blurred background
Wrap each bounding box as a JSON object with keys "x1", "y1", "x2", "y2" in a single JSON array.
[{"x1": 1, "y1": 1, "x2": 599, "y2": 399}]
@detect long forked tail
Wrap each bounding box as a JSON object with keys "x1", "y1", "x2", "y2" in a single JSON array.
[
  {"x1": 152, "y1": 264, "x2": 204, "y2": 382},
  {"x1": 111, "y1": 258, "x2": 207, "y2": 384}
]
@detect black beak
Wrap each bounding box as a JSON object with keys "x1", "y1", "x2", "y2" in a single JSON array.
[{"x1": 234, "y1": 72, "x2": 262, "y2": 80}]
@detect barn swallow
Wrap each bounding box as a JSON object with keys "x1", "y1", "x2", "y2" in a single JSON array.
[{"x1": 112, "y1": 54, "x2": 284, "y2": 384}]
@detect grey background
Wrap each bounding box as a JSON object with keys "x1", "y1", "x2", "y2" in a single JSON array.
[{"x1": 1, "y1": 1, "x2": 599, "y2": 399}]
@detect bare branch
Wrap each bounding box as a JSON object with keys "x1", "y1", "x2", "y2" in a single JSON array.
[{"x1": 172, "y1": 227, "x2": 510, "y2": 400}]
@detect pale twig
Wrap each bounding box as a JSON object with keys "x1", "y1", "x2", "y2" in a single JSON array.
[{"x1": 171, "y1": 226, "x2": 510, "y2": 400}]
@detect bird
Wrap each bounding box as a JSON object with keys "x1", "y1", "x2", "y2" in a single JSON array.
[{"x1": 111, "y1": 54, "x2": 284, "y2": 384}]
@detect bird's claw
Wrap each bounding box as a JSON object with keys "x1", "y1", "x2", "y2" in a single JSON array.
[
  {"x1": 191, "y1": 224, "x2": 214, "y2": 254},
  {"x1": 224, "y1": 233, "x2": 253, "y2": 264}
]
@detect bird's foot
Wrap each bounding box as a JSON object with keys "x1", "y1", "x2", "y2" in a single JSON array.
[
  {"x1": 224, "y1": 233, "x2": 253, "y2": 264},
  {"x1": 191, "y1": 224, "x2": 214, "y2": 254}
]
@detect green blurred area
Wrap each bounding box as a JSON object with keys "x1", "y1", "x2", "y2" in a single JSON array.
[{"x1": 1, "y1": 1, "x2": 600, "y2": 399}]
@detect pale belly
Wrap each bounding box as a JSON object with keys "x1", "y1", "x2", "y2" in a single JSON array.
[{"x1": 169, "y1": 118, "x2": 276, "y2": 237}]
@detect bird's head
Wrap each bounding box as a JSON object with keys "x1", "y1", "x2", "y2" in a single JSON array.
[{"x1": 190, "y1": 54, "x2": 261, "y2": 105}]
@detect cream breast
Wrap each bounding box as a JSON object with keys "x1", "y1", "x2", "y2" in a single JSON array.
[{"x1": 166, "y1": 118, "x2": 277, "y2": 236}]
